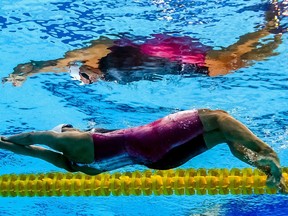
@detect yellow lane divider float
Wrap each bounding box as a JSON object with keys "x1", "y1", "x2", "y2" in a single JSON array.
[{"x1": 1, "y1": 168, "x2": 287, "y2": 197}]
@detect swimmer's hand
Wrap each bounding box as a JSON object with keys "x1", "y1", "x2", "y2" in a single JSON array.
[
  {"x1": 2, "y1": 74, "x2": 26, "y2": 87},
  {"x1": 256, "y1": 156, "x2": 282, "y2": 186},
  {"x1": 2, "y1": 61, "x2": 39, "y2": 86},
  {"x1": 2, "y1": 132, "x2": 35, "y2": 146},
  {"x1": 278, "y1": 177, "x2": 288, "y2": 194},
  {"x1": 255, "y1": 156, "x2": 288, "y2": 194},
  {"x1": 266, "y1": 174, "x2": 288, "y2": 194},
  {"x1": 3, "y1": 60, "x2": 59, "y2": 87}
]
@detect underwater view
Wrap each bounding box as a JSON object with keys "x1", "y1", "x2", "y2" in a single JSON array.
[{"x1": 0, "y1": 0, "x2": 288, "y2": 215}]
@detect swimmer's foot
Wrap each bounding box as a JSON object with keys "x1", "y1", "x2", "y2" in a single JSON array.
[{"x1": 257, "y1": 156, "x2": 282, "y2": 188}]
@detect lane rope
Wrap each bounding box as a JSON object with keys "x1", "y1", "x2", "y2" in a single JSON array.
[{"x1": 0, "y1": 168, "x2": 287, "y2": 197}]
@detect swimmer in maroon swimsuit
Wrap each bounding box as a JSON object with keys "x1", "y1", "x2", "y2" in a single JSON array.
[
  {"x1": 3, "y1": 0, "x2": 286, "y2": 86},
  {"x1": 0, "y1": 109, "x2": 287, "y2": 192}
]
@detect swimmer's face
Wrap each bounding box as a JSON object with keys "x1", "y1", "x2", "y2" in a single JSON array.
[{"x1": 79, "y1": 65, "x2": 103, "y2": 84}]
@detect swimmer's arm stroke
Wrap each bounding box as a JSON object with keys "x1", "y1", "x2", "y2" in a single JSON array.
[
  {"x1": 205, "y1": 27, "x2": 282, "y2": 76},
  {"x1": 0, "y1": 138, "x2": 76, "y2": 172},
  {"x1": 206, "y1": 2, "x2": 283, "y2": 76},
  {"x1": 4, "y1": 37, "x2": 114, "y2": 83}
]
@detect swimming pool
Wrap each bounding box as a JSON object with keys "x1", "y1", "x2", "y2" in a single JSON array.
[{"x1": 0, "y1": 0, "x2": 288, "y2": 215}]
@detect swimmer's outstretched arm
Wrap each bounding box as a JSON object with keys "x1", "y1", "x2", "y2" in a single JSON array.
[
  {"x1": 2, "y1": 131, "x2": 92, "y2": 153},
  {"x1": 206, "y1": 1, "x2": 283, "y2": 76},
  {"x1": 3, "y1": 37, "x2": 113, "y2": 86},
  {"x1": 206, "y1": 28, "x2": 282, "y2": 75},
  {"x1": 0, "y1": 137, "x2": 76, "y2": 172},
  {"x1": 198, "y1": 109, "x2": 287, "y2": 193},
  {"x1": 1, "y1": 135, "x2": 103, "y2": 175}
]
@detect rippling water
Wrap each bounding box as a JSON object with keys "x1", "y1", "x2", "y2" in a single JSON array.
[{"x1": 0, "y1": 0, "x2": 288, "y2": 215}]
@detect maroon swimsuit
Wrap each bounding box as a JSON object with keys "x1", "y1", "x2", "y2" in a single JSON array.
[{"x1": 88, "y1": 110, "x2": 207, "y2": 171}]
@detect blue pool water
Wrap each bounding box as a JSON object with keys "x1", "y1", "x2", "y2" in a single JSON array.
[{"x1": 0, "y1": 0, "x2": 288, "y2": 215}]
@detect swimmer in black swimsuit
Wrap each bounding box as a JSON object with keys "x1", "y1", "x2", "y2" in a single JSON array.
[{"x1": 0, "y1": 109, "x2": 287, "y2": 192}]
